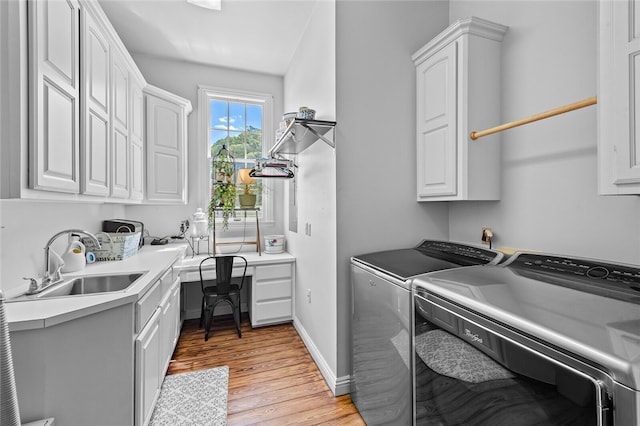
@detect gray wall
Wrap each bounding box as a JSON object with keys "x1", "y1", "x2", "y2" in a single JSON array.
[
  {"x1": 335, "y1": 0, "x2": 450, "y2": 379},
  {"x1": 124, "y1": 53, "x2": 286, "y2": 242},
  {"x1": 283, "y1": 1, "x2": 339, "y2": 382},
  {"x1": 447, "y1": 0, "x2": 640, "y2": 264}
]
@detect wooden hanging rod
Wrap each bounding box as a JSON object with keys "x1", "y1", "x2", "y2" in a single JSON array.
[{"x1": 470, "y1": 96, "x2": 597, "y2": 141}]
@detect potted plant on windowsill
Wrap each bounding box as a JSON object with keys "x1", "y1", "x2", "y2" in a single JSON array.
[
  {"x1": 209, "y1": 145, "x2": 236, "y2": 230},
  {"x1": 237, "y1": 168, "x2": 256, "y2": 208}
]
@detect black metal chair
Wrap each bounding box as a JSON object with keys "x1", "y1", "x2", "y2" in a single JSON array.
[{"x1": 198, "y1": 255, "x2": 248, "y2": 341}]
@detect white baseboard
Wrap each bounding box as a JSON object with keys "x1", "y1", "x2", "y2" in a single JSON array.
[{"x1": 293, "y1": 317, "x2": 352, "y2": 396}]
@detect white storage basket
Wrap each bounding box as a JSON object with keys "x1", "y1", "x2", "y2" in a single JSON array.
[
  {"x1": 82, "y1": 231, "x2": 141, "y2": 261},
  {"x1": 264, "y1": 235, "x2": 285, "y2": 254}
]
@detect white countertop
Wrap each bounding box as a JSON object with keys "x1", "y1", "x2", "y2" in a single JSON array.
[
  {"x1": 176, "y1": 250, "x2": 295, "y2": 272},
  {"x1": 6, "y1": 243, "x2": 187, "y2": 332},
  {"x1": 6, "y1": 244, "x2": 296, "y2": 332}
]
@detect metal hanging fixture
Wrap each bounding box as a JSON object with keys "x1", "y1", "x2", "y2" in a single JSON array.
[
  {"x1": 213, "y1": 144, "x2": 235, "y2": 184},
  {"x1": 250, "y1": 157, "x2": 296, "y2": 179}
]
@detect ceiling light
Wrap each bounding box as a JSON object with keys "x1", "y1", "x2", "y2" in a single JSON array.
[{"x1": 187, "y1": 0, "x2": 221, "y2": 11}]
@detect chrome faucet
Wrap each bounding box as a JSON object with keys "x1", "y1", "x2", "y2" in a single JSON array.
[{"x1": 25, "y1": 229, "x2": 101, "y2": 295}]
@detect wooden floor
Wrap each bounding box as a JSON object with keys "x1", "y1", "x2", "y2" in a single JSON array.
[{"x1": 167, "y1": 315, "x2": 366, "y2": 425}]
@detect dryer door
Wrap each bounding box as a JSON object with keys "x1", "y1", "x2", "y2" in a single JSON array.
[{"x1": 413, "y1": 291, "x2": 612, "y2": 426}]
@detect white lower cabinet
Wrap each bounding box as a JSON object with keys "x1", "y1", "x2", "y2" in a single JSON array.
[
  {"x1": 8, "y1": 253, "x2": 184, "y2": 426},
  {"x1": 10, "y1": 303, "x2": 134, "y2": 426},
  {"x1": 135, "y1": 308, "x2": 161, "y2": 426},
  {"x1": 159, "y1": 277, "x2": 181, "y2": 377},
  {"x1": 250, "y1": 263, "x2": 294, "y2": 327},
  {"x1": 134, "y1": 264, "x2": 181, "y2": 426}
]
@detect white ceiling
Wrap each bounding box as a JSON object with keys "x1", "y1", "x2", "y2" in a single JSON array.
[{"x1": 99, "y1": 0, "x2": 317, "y2": 76}]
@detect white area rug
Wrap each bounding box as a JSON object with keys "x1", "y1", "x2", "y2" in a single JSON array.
[{"x1": 149, "y1": 366, "x2": 229, "y2": 426}]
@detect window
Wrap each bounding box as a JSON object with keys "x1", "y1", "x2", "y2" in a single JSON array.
[{"x1": 197, "y1": 86, "x2": 274, "y2": 225}]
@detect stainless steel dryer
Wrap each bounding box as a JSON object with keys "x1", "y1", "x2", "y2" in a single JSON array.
[
  {"x1": 411, "y1": 251, "x2": 640, "y2": 425},
  {"x1": 351, "y1": 240, "x2": 503, "y2": 425}
]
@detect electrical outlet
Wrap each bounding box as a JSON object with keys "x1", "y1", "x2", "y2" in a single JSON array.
[{"x1": 481, "y1": 227, "x2": 493, "y2": 245}]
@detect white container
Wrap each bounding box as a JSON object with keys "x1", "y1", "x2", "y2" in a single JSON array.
[
  {"x1": 264, "y1": 235, "x2": 285, "y2": 254},
  {"x1": 61, "y1": 240, "x2": 86, "y2": 272},
  {"x1": 192, "y1": 208, "x2": 208, "y2": 238}
]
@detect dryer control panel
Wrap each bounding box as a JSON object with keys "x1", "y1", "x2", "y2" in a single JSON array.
[{"x1": 508, "y1": 252, "x2": 640, "y2": 303}]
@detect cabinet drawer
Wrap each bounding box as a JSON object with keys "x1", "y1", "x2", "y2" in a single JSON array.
[
  {"x1": 255, "y1": 264, "x2": 291, "y2": 281},
  {"x1": 253, "y1": 299, "x2": 292, "y2": 324},
  {"x1": 136, "y1": 280, "x2": 161, "y2": 333},
  {"x1": 254, "y1": 278, "x2": 291, "y2": 301},
  {"x1": 159, "y1": 268, "x2": 172, "y2": 295}
]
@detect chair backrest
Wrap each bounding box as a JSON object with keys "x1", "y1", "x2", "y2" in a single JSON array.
[{"x1": 199, "y1": 255, "x2": 248, "y2": 295}]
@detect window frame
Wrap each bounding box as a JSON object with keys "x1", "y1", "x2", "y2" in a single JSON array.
[{"x1": 196, "y1": 85, "x2": 274, "y2": 227}]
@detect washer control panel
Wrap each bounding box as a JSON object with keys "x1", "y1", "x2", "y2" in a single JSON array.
[
  {"x1": 509, "y1": 252, "x2": 640, "y2": 300},
  {"x1": 417, "y1": 240, "x2": 503, "y2": 266}
]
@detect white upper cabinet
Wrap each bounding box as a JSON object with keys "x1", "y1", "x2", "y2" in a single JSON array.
[
  {"x1": 15, "y1": 0, "x2": 189, "y2": 203},
  {"x1": 28, "y1": 0, "x2": 81, "y2": 193},
  {"x1": 145, "y1": 85, "x2": 192, "y2": 204},
  {"x1": 412, "y1": 17, "x2": 507, "y2": 201},
  {"x1": 130, "y1": 77, "x2": 145, "y2": 201},
  {"x1": 23, "y1": 0, "x2": 153, "y2": 202},
  {"x1": 110, "y1": 49, "x2": 130, "y2": 198},
  {"x1": 81, "y1": 7, "x2": 110, "y2": 196},
  {"x1": 598, "y1": 0, "x2": 640, "y2": 195}
]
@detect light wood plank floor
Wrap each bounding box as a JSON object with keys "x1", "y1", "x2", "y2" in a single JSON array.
[{"x1": 167, "y1": 315, "x2": 365, "y2": 425}]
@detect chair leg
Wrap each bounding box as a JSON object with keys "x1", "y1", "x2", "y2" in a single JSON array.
[
  {"x1": 234, "y1": 294, "x2": 242, "y2": 338},
  {"x1": 206, "y1": 301, "x2": 218, "y2": 341},
  {"x1": 203, "y1": 304, "x2": 213, "y2": 341},
  {"x1": 199, "y1": 296, "x2": 205, "y2": 329}
]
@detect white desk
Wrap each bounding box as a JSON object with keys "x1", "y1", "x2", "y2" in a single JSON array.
[{"x1": 175, "y1": 252, "x2": 295, "y2": 328}]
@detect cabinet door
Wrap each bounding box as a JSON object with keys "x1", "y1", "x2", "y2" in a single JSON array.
[
  {"x1": 135, "y1": 309, "x2": 161, "y2": 426},
  {"x1": 170, "y1": 277, "x2": 182, "y2": 349},
  {"x1": 599, "y1": 0, "x2": 640, "y2": 194},
  {"x1": 111, "y1": 50, "x2": 130, "y2": 198},
  {"x1": 28, "y1": 0, "x2": 81, "y2": 193},
  {"x1": 81, "y1": 9, "x2": 110, "y2": 196},
  {"x1": 159, "y1": 278, "x2": 181, "y2": 378},
  {"x1": 146, "y1": 94, "x2": 187, "y2": 203},
  {"x1": 416, "y1": 42, "x2": 457, "y2": 198},
  {"x1": 159, "y1": 290, "x2": 173, "y2": 377},
  {"x1": 130, "y1": 80, "x2": 145, "y2": 200}
]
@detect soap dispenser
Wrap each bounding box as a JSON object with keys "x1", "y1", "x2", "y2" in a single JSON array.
[{"x1": 61, "y1": 234, "x2": 86, "y2": 273}]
